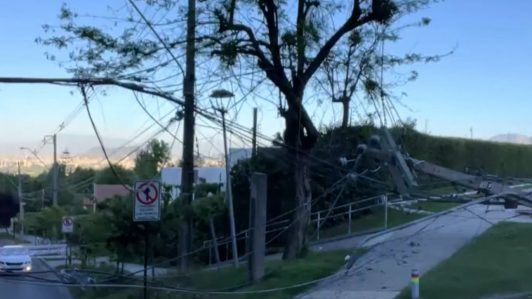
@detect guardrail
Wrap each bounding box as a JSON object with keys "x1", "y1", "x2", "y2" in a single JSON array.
[{"x1": 22, "y1": 244, "x2": 67, "y2": 258}]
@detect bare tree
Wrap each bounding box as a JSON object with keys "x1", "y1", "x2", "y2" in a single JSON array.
[{"x1": 209, "y1": 0, "x2": 398, "y2": 258}]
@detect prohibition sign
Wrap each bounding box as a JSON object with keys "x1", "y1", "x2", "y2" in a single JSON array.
[
  {"x1": 63, "y1": 217, "x2": 73, "y2": 226},
  {"x1": 136, "y1": 181, "x2": 159, "y2": 205}
]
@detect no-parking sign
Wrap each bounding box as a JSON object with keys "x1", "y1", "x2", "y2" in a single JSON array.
[
  {"x1": 134, "y1": 180, "x2": 161, "y2": 222},
  {"x1": 62, "y1": 216, "x2": 74, "y2": 233}
]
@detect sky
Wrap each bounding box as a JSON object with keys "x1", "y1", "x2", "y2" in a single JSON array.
[{"x1": 1, "y1": 0, "x2": 532, "y2": 161}]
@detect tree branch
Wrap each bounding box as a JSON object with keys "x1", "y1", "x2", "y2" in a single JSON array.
[{"x1": 302, "y1": 1, "x2": 374, "y2": 86}]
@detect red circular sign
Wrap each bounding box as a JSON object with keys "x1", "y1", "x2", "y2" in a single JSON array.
[{"x1": 136, "y1": 182, "x2": 159, "y2": 205}]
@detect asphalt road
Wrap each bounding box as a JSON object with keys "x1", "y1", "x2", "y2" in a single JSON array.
[{"x1": 0, "y1": 239, "x2": 72, "y2": 299}]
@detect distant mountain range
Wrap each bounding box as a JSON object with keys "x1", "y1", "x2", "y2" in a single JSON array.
[
  {"x1": 0, "y1": 134, "x2": 132, "y2": 156},
  {"x1": 489, "y1": 133, "x2": 532, "y2": 145}
]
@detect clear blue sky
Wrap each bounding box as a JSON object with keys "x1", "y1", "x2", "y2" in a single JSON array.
[{"x1": 1, "y1": 0, "x2": 532, "y2": 158}]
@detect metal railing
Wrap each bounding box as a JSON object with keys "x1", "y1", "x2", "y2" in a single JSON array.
[
  {"x1": 22, "y1": 244, "x2": 67, "y2": 258},
  {"x1": 202, "y1": 194, "x2": 391, "y2": 264}
]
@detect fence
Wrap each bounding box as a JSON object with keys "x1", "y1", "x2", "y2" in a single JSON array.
[
  {"x1": 202, "y1": 194, "x2": 392, "y2": 264},
  {"x1": 23, "y1": 244, "x2": 67, "y2": 259}
]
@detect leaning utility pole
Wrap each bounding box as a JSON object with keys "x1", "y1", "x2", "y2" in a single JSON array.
[
  {"x1": 52, "y1": 134, "x2": 58, "y2": 206},
  {"x1": 178, "y1": 0, "x2": 196, "y2": 271},
  {"x1": 17, "y1": 162, "x2": 24, "y2": 235}
]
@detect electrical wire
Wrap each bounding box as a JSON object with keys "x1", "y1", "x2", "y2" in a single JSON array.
[{"x1": 81, "y1": 86, "x2": 133, "y2": 193}]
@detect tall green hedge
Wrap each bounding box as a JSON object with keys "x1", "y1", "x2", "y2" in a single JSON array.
[{"x1": 397, "y1": 129, "x2": 532, "y2": 177}]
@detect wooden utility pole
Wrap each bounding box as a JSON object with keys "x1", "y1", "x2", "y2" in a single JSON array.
[
  {"x1": 248, "y1": 172, "x2": 267, "y2": 282},
  {"x1": 179, "y1": 0, "x2": 196, "y2": 271}
]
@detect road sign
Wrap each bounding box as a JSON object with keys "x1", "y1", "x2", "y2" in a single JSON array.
[
  {"x1": 134, "y1": 180, "x2": 161, "y2": 222},
  {"x1": 62, "y1": 216, "x2": 74, "y2": 233}
]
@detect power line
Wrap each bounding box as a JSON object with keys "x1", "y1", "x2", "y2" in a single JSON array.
[
  {"x1": 127, "y1": 0, "x2": 185, "y2": 76},
  {"x1": 81, "y1": 86, "x2": 133, "y2": 192},
  {"x1": 133, "y1": 91, "x2": 182, "y2": 144}
]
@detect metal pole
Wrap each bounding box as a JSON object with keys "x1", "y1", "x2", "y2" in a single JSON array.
[
  {"x1": 52, "y1": 134, "x2": 58, "y2": 206},
  {"x1": 17, "y1": 162, "x2": 24, "y2": 235},
  {"x1": 411, "y1": 268, "x2": 420, "y2": 299},
  {"x1": 208, "y1": 217, "x2": 221, "y2": 270},
  {"x1": 348, "y1": 203, "x2": 352, "y2": 234},
  {"x1": 221, "y1": 109, "x2": 239, "y2": 267},
  {"x1": 383, "y1": 195, "x2": 388, "y2": 230},
  {"x1": 316, "y1": 211, "x2": 321, "y2": 241},
  {"x1": 144, "y1": 226, "x2": 149, "y2": 299},
  {"x1": 41, "y1": 189, "x2": 45, "y2": 210}
]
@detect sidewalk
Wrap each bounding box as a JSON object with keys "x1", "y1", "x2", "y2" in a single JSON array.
[{"x1": 298, "y1": 204, "x2": 532, "y2": 299}]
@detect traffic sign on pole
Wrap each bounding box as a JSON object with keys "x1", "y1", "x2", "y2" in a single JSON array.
[
  {"x1": 62, "y1": 216, "x2": 74, "y2": 233},
  {"x1": 134, "y1": 180, "x2": 161, "y2": 222}
]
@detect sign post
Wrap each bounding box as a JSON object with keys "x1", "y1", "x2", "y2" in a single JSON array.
[
  {"x1": 61, "y1": 216, "x2": 74, "y2": 267},
  {"x1": 134, "y1": 180, "x2": 161, "y2": 222},
  {"x1": 62, "y1": 216, "x2": 74, "y2": 234},
  {"x1": 134, "y1": 180, "x2": 161, "y2": 299}
]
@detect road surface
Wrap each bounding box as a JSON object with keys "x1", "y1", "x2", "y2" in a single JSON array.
[
  {"x1": 0, "y1": 238, "x2": 72, "y2": 299},
  {"x1": 299, "y1": 203, "x2": 532, "y2": 299}
]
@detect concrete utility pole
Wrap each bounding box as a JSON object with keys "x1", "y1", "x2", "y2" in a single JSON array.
[
  {"x1": 52, "y1": 134, "x2": 58, "y2": 206},
  {"x1": 248, "y1": 172, "x2": 267, "y2": 282},
  {"x1": 178, "y1": 0, "x2": 196, "y2": 271},
  {"x1": 208, "y1": 217, "x2": 221, "y2": 269},
  {"x1": 218, "y1": 108, "x2": 239, "y2": 267},
  {"x1": 17, "y1": 162, "x2": 24, "y2": 235}
]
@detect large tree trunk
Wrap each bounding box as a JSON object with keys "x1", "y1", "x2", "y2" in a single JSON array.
[
  {"x1": 281, "y1": 103, "x2": 318, "y2": 259},
  {"x1": 283, "y1": 153, "x2": 312, "y2": 259},
  {"x1": 341, "y1": 99, "x2": 349, "y2": 128}
]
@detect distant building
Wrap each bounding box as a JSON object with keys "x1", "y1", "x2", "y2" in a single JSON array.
[
  {"x1": 93, "y1": 184, "x2": 131, "y2": 202},
  {"x1": 161, "y1": 167, "x2": 226, "y2": 200},
  {"x1": 82, "y1": 184, "x2": 131, "y2": 211}
]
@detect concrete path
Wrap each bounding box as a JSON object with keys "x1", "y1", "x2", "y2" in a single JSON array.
[{"x1": 299, "y1": 204, "x2": 532, "y2": 299}]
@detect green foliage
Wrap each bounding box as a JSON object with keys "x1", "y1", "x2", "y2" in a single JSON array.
[
  {"x1": 395, "y1": 127, "x2": 532, "y2": 177},
  {"x1": 231, "y1": 147, "x2": 295, "y2": 233},
  {"x1": 134, "y1": 139, "x2": 170, "y2": 180},
  {"x1": 95, "y1": 164, "x2": 135, "y2": 185},
  {"x1": 24, "y1": 205, "x2": 66, "y2": 240}
]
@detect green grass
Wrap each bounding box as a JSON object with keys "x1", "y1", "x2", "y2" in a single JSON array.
[
  {"x1": 317, "y1": 208, "x2": 424, "y2": 240},
  {"x1": 396, "y1": 222, "x2": 532, "y2": 299},
  {"x1": 71, "y1": 249, "x2": 352, "y2": 299},
  {"x1": 414, "y1": 201, "x2": 461, "y2": 213}
]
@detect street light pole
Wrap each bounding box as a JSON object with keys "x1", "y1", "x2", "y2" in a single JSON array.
[
  {"x1": 219, "y1": 108, "x2": 239, "y2": 267},
  {"x1": 210, "y1": 89, "x2": 239, "y2": 267}
]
